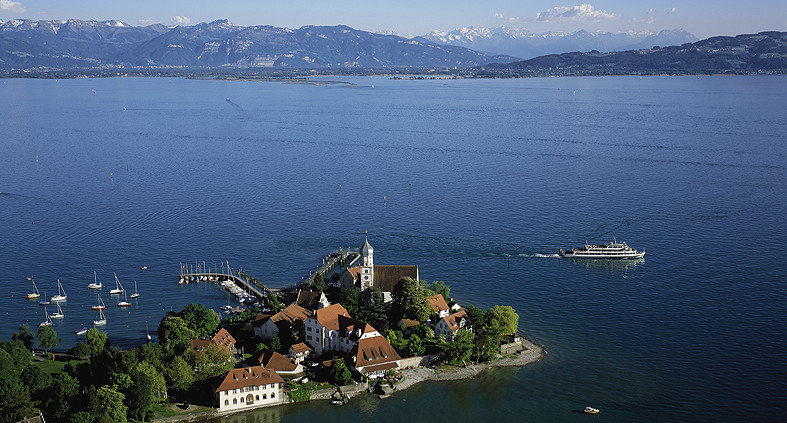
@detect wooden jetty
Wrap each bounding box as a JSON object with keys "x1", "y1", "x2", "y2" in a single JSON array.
[{"x1": 295, "y1": 248, "x2": 360, "y2": 290}]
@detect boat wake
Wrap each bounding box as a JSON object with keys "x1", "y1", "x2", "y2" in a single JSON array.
[{"x1": 515, "y1": 253, "x2": 560, "y2": 258}]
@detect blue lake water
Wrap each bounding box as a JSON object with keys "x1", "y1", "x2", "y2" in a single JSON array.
[{"x1": 1, "y1": 75, "x2": 786, "y2": 422}]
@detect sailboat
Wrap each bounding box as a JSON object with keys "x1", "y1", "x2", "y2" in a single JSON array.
[
  {"x1": 91, "y1": 293, "x2": 106, "y2": 310},
  {"x1": 51, "y1": 279, "x2": 67, "y2": 302},
  {"x1": 75, "y1": 327, "x2": 88, "y2": 335},
  {"x1": 146, "y1": 321, "x2": 152, "y2": 341},
  {"x1": 118, "y1": 291, "x2": 131, "y2": 307},
  {"x1": 26, "y1": 277, "x2": 40, "y2": 299},
  {"x1": 39, "y1": 291, "x2": 50, "y2": 306},
  {"x1": 50, "y1": 301, "x2": 64, "y2": 319},
  {"x1": 40, "y1": 308, "x2": 53, "y2": 327},
  {"x1": 130, "y1": 281, "x2": 140, "y2": 299},
  {"x1": 109, "y1": 272, "x2": 124, "y2": 295},
  {"x1": 93, "y1": 309, "x2": 106, "y2": 326},
  {"x1": 88, "y1": 271, "x2": 102, "y2": 289}
]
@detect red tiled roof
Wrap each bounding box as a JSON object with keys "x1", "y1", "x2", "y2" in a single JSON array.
[
  {"x1": 441, "y1": 310, "x2": 470, "y2": 332},
  {"x1": 351, "y1": 335, "x2": 401, "y2": 370},
  {"x1": 270, "y1": 304, "x2": 312, "y2": 324},
  {"x1": 398, "y1": 318, "x2": 419, "y2": 328},
  {"x1": 212, "y1": 328, "x2": 236, "y2": 350},
  {"x1": 373, "y1": 265, "x2": 418, "y2": 292},
  {"x1": 295, "y1": 290, "x2": 323, "y2": 309},
  {"x1": 338, "y1": 314, "x2": 377, "y2": 340},
  {"x1": 425, "y1": 294, "x2": 449, "y2": 313},
  {"x1": 347, "y1": 266, "x2": 361, "y2": 281},
  {"x1": 290, "y1": 342, "x2": 312, "y2": 354},
  {"x1": 254, "y1": 349, "x2": 298, "y2": 372},
  {"x1": 310, "y1": 303, "x2": 350, "y2": 330},
  {"x1": 215, "y1": 366, "x2": 283, "y2": 392},
  {"x1": 361, "y1": 362, "x2": 399, "y2": 374}
]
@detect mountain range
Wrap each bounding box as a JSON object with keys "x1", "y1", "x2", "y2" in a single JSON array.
[
  {"x1": 415, "y1": 27, "x2": 698, "y2": 59},
  {"x1": 0, "y1": 19, "x2": 516, "y2": 70},
  {"x1": 485, "y1": 31, "x2": 787, "y2": 75}
]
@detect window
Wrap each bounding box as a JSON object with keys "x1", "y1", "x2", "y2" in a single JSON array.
[
  {"x1": 263, "y1": 394, "x2": 267, "y2": 399},
  {"x1": 240, "y1": 397, "x2": 244, "y2": 403},
  {"x1": 256, "y1": 395, "x2": 260, "y2": 401},
  {"x1": 233, "y1": 398, "x2": 237, "y2": 404},
  {"x1": 224, "y1": 399, "x2": 229, "y2": 406},
  {"x1": 272, "y1": 392, "x2": 275, "y2": 398}
]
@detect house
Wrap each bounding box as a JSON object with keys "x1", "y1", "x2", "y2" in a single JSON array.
[
  {"x1": 336, "y1": 315, "x2": 381, "y2": 353},
  {"x1": 251, "y1": 349, "x2": 302, "y2": 375},
  {"x1": 288, "y1": 342, "x2": 312, "y2": 365},
  {"x1": 339, "y1": 237, "x2": 419, "y2": 302},
  {"x1": 253, "y1": 304, "x2": 312, "y2": 340},
  {"x1": 434, "y1": 310, "x2": 472, "y2": 341},
  {"x1": 294, "y1": 289, "x2": 330, "y2": 310},
  {"x1": 214, "y1": 366, "x2": 284, "y2": 412},
  {"x1": 425, "y1": 294, "x2": 450, "y2": 318},
  {"x1": 192, "y1": 328, "x2": 237, "y2": 354},
  {"x1": 397, "y1": 318, "x2": 420, "y2": 334},
  {"x1": 304, "y1": 303, "x2": 350, "y2": 356},
  {"x1": 348, "y1": 335, "x2": 401, "y2": 379}
]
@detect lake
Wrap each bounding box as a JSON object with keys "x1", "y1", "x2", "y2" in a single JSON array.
[{"x1": 1, "y1": 74, "x2": 785, "y2": 422}]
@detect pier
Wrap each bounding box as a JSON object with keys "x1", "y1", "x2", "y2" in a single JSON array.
[{"x1": 295, "y1": 248, "x2": 360, "y2": 290}]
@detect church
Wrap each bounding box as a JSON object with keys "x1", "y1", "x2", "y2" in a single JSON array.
[{"x1": 339, "y1": 236, "x2": 419, "y2": 302}]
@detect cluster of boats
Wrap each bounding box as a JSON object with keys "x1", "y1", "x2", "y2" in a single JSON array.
[
  {"x1": 221, "y1": 280, "x2": 257, "y2": 304},
  {"x1": 559, "y1": 238, "x2": 645, "y2": 259},
  {"x1": 27, "y1": 271, "x2": 142, "y2": 332}
]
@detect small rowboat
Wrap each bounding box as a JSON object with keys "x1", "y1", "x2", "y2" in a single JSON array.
[{"x1": 584, "y1": 407, "x2": 600, "y2": 415}]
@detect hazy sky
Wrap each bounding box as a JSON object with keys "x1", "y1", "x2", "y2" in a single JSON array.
[{"x1": 0, "y1": 0, "x2": 783, "y2": 39}]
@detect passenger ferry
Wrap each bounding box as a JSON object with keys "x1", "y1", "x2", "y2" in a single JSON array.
[{"x1": 559, "y1": 239, "x2": 645, "y2": 259}]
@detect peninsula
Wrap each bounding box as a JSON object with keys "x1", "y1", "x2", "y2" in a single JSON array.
[{"x1": 1, "y1": 237, "x2": 541, "y2": 422}]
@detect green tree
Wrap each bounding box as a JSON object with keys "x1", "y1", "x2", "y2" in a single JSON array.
[
  {"x1": 358, "y1": 288, "x2": 387, "y2": 325},
  {"x1": 134, "y1": 361, "x2": 167, "y2": 401},
  {"x1": 20, "y1": 364, "x2": 49, "y2": 393},
  {"x1": 411, "y1": 324, "x2": 435, "y2": 340},
  {"x1": 111, "y1": 372, "x2": 133, "y2": 392},
  {"x1": 37, "y1": 325, "x2": 60, "y2": 354},
  {"x1": 126, "y1": 371, "x2": 153, "y2": 421},
  {"x1": 312, "y1": 272, "x2": 325, "y2": 292},
  {"x1": 195, "y1": 344, "x2": 234, "y2": 380},
  {"x1": 391, "y1": 277, "x2": 431, "y2": 322},
  {"x1": 178, "y1": 303, "x2": 220, "y2": 339},
  {"x1": 86, "y1": 328, "x2": 108, "y2": 356},
  {"x1": 340, "y1": 289, "x2": 359, "y2": 317},
  {"x1": 464, "y1": 305, "x2": 485, "y2": 328},
  {"x1": 407, "y1": 334, "x2": 425, "y2": 357},
  {"x1": 474, "y1": 322, "x2": 503, "y2": 363},
  {"x1": 255, "y1": 341, "x2": 269, "y2": 353},
  {"x1": 445, "y1": 329, "x2": 474, "y2": 365},
  {"x1": 12, "y1": 324, "x2": 35, "y2": 350},
  {"x1": 423, "y1": 280, "x2": 450, "y2": 301},
  {"x1": 68, "y1": 342, "x2": 92, "y2": 360},
  {"x1": 267, "y1": 293, "x2": 282, "y2": 312},
  {"x1": 69, "y1": 411, "x2": 95, "y2": 423},
  {"x1": 158, "y1": 316, "x2": 197, "y2": 353},
  {"x1": 330, "y1": 360, "x2": 353, "y2": 386},
  {"x1": 270, "y1": 335, "x2": 282, "y2": 352},
  {"x1": 1, "y1": 339, "x2": 31, "y2": 367},
  {"x1": 485, "y1": 305, "x2": 519, "y2": 335},
  {"x1": 165, "y1": 356, "x2": 194, "y2": 391},
  {"x1": 90, "y1": 386, "x2": 127, "y2": 423},
  {"x1": 49, "y1": 372, "x2": 79, "y2": 419}
]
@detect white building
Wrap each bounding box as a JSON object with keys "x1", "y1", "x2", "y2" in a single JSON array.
[
  {"x1": 434, "y1": 310, "x2": 472, "y2": 341},
  {"x1": 214, "y1": 366, "x2": 284, "y2": 412},
  {"x1": 339, "y1": 237, "x2": 419, "y2": 302},
  {"x1": 304, "y1": 303, "x2": 350, "y2": 356}
]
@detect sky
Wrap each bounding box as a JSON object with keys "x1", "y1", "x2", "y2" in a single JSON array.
[{"x1": 0, "y1": 0, "x2": 784, "y2": 39}]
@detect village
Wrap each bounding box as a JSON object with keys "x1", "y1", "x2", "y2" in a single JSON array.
[
  {"x1": 188, "y1": 236, "x2": 538, "y2": 415},
  {"x1": 0, "y1": 237, "x2": 540, "y2": 422}
]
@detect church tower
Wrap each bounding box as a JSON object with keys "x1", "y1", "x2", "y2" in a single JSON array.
[{"x1": 360, "y1": 234, "x2": 374, "y2": 290}]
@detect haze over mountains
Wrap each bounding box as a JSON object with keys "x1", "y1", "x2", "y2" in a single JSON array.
[
  {"x1": 414, "y1": 27, "x2": 698, "y2": 60},
  {"x1": 0, "y1": 19, "x2": 516, "y2": 70},
  {"x1": 0, "y1": 18, "x2": 784, "y2": 75}
]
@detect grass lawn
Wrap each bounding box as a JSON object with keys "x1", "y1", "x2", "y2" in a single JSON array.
[
  {"x1": 35, "y1": 359, "x2": 86, "y2": 374},
  {"x1": 152, "y1": 403, "x2": 211, "y2": 417}
]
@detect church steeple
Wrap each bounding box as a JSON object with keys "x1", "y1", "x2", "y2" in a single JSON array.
[{"x1": 360, "y1": 233, "x2": 374, "y2": 290}]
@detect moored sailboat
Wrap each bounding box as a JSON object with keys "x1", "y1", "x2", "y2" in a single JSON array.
[
  {"x1": 93, "y1": 309, "x2": 107, "y2": 326},
  {"x1": 51, "y1": 279, "x2": 67, "y2": 302},
  {"x1": 50, "y1": 301, "x2": 64, "y2": 319},
  {"x1": 26, "y1": 277, "x2": 40, "y2": 299},
  {"x1": 40, "y1": 308, "x2": 53, "y2": 327},
  {"x1": 88, "y1": 271, "x2": 102, "y2": 289},
  {"x1": 118, "y1": 291, "x2": 131, "y2": 307},
  {"x1": 130, "y1": 281, "x2": 140, "y2": 299},
  {"x1": 75, "y1": 327, "x2": 88, "y2": 335},
  {"x1": 109, "y1": 273, "x2": 124, "y2": 295},
  {"x1": 92, "y1": 293, "x2": 106, "y2": 310}
]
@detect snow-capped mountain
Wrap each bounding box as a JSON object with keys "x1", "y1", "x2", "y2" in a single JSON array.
[{"x1": 415, "y1": 26, "x2": 698, "y2": 59}]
